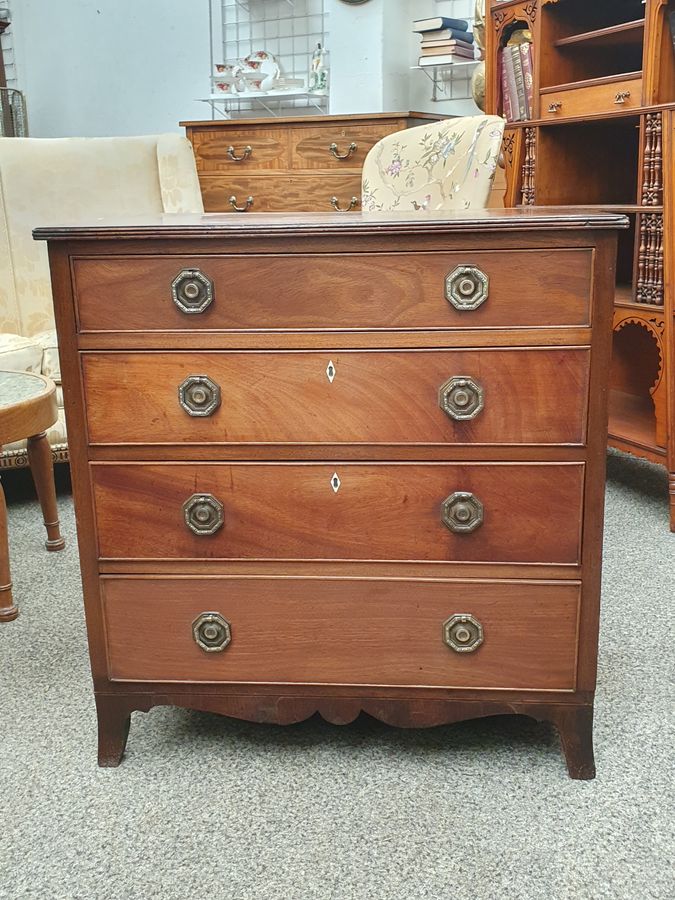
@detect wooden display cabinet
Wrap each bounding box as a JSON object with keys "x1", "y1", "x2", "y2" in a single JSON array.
[{"x1": 487, "y1": 0, "x2": 675, "y2": 530}]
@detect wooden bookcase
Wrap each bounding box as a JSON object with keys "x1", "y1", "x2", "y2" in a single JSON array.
[{"x1": 487, "y1": 0, "x2": 675, "y2": 530}]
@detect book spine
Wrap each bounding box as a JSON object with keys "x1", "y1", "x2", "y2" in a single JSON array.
[
  {"x1": 500, "y1": 50, "x2": 513, "y2": 123},
  {"x1": 510, "y1": 45, "x2": 528, "y2": 121},
  {"x1": 503, "y1": 46, "x2": 518, "y2": 124},
  {"x1": 520, "y1": 43, "x2": 534, "y2": 119}
]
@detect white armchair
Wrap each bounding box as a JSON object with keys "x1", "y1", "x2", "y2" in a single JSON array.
[{"x1": 0, "y1": 133, "x2": 204, "y2": 469}]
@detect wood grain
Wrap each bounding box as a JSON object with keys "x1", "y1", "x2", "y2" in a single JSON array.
[
  {"x1": 199, "y1": 173, "x2": 362, "y2": 213},
  {"x1": 91, "y1": 462, "x2": 585, "y2": 564},
  {"x1": 102, "y1": 576, "x2": 580, "y2": 690},
  {"x1": 72, "y1": 248, "x2": 594, "y2": 332},
  {"x1": 190, "y1": 127, "x2": 289, "y2": 172},
  {"x1": 541, "y1": 75, "x2": 643, "y2": 119},
  {"x1": 289, "y1": 123, "x2": 400, "y2": 170},
  {"x1": 82, "y1": 347, "x2": 590, "y2": 447}
]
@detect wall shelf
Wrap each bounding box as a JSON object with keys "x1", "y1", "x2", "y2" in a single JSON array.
[{"x1": 411, "y1": 60, "x2": 480, "y2": 102}]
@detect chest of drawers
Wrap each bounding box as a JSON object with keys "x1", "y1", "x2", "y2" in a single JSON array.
[
  {"x1": 181, "y1": 112, "x2": 444, "y2": 213},
  {"x1": 36, "y1": 208, "x2": 626, "y2": 777}
]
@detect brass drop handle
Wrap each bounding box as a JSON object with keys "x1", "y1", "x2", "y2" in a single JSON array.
[
  {"x1": 171, "y1": 268, "x2": 214, "y2": 314},
  {"x1": 439, "y1": 376, "x2": 484, "y2": 421},
  {"x1": 329, "y1": 141, "x2": 357, "y2": 160},
  {"x1": 227, "y1": 144, "x2": 252, "y2": 161},
  {"x1": 548, "y1": 101, "x2": 563, "y2": 113},
  {"x1": 445, "y1": 265, "x2": 489, "y2": 311},
  {"x1": 229, "y1": 195, "x2": 254, "y2": 212},
  {"x1": 441, "y1": 491, "x2": 484, "y2": 534},
  {"x1": 614, "y1": 91, "x2": 631, "y2": 105},
  {"x1": 443, "y1": 614, "x2": 484, "y2": 653},
  {"x1": 192, "y1": 612, "x2": 232, "y2": 652},
  {"x1": 330, "y1": 196, "x2": 359, "y2": 212},
  {"x1": 183, "y1": 493, "x2": 224, "y2": 535},
  {"x1": 179, "y1": 375, "x2": 221, "y2": 417}
]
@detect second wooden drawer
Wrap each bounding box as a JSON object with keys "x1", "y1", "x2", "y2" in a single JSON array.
[{"x1": 83, "y1": 348, "x2": 590, "y2": 447}]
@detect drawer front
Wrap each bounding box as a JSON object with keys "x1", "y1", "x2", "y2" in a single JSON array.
[
  {"x1": 190, "y1": 128, "x2": 289, "y2": 171},
  {"x1": 542, "y1": 76, "x2": 642, "y2": 119},
  {"x1": 73, "y1": 249, "x2": 592, "y2": 332},
  {"x1": 83, "y1": 348, "x2": 590, "y2": 447},
  {"x1": 290, "y1": 123, "x2": 399, "y2": 170},
  {"x1": 199, "y1": 174, "x2": 362, "y2": 213},
  {"x1": 102, "y1": 576, "x2": 580, "y2": 690},
  {"x1": 92, "y1": 463, "x2": 584, "y2": 564}
]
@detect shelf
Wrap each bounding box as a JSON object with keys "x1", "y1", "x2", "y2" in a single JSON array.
[
  {"x1": 614, "y1": 283, "x2": 634, "y2": 305},
  {"x1": 554, "y1": 19, "x2": 645, "y2": 49},
  {"x1": 608, "y1": 389, "x2": 666, "y2": 458},
  {"x1": 201, "y1": 89, "x2": 324, "y2": 102},
  {"x1": 541, "y1": 70, "x2": 642, "y2": 95}
]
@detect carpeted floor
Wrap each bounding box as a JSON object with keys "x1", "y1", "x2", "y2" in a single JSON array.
[{"x1": 0, "y1": 451, "x2": 673, "y2": 900}]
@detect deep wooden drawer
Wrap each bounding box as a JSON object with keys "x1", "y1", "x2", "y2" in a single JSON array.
[
  {"x1": 92, "y1": 462, "x2": 584, "y2": 564},
  {"x1": 289, "y1": 123, "x2": 399, "y2": 170},
  {"x1": 190, "y1": 127, "x2": 289, "y2": 172},
  {"x1": 102, "y1": 576, "x2": 580, "y2": 690},
  {"x1": 199, "y1": 173, "x2": 362, "y2": 213},
  {"x1": 82, "y1": 348, "x2": 590, "y2": 447},
  {"x1": 73, "y1": 249, "x2": 593, "y2": 332},
  {"x1": 541, "y1": 75, "x2": 642, "y2": 119}
]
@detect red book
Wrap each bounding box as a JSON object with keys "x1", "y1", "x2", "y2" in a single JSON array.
[
  {"x1": 520, "y1": 42, "x2": 534, "y2": 119},
  {"x1": 500, "y1": 49, "x2": 513, "y2": 123}
]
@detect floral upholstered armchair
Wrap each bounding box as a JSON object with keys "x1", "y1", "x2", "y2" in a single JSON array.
[
  {"x1": 361, "y1": 115, "x2": 504, "y2": 212},
  {"x1": 0, "y1": 134, "x2": 203, "y2": 469}
]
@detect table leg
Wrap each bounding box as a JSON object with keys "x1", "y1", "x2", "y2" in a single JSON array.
[
  {"x1": 27, "y1": 432, "x2": 65, "y2": 552},
  {"x1": 0, "y1": 474, "x2": 18, "y2": 621}
]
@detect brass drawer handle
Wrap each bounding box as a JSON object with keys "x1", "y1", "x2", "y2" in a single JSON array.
[
  {"x1": 227, "y1": 144, "x2": 252, "y2": 161},
  {"x1": 171, "y1": 268, "x2": 214, "y2": 314},
  {"x1": 441, "y1": 491, "x2": 484, "y2": 534},
  {"x1": 229, "y1": 195, "x2": 254, "y2": 212},
  {"x1": 183, "y1": 493, "x2": 224, "y2": 535},
  {"x1": 330, "y1": 195, "x2": 359, "y2": 212},
  {"x1": 439, "y1": 376, "x2": 484, "y2": 421},
  {"x1": 443, "y1": 614, "x2": 484, "y2": 653},
  {"x1": 614, "y1": 91, "x2": 631, "y2": 105},
  {"x1": 179, "y1": 375, "x2": 221, "y2": 417},
  {"x1": 329, "y1": 141, "x2": 357, "y2": 160},
  {"x1": 192, "y1": 612, "x2": 231, "y2": 652},
  {"x1": 445, "y1": 265, "x2": 489, "y2": 311},
  {"x1": 547, "y1": 101, "x2": 562, "y2": 113}
]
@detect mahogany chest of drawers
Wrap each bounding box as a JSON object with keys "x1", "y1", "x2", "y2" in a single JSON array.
[
  {"x1": 36, "y1": 208, "x2": 626, "y2": 777},
  {"x1": 181, "y1": 112, "x2": 444, "y2": 213}
]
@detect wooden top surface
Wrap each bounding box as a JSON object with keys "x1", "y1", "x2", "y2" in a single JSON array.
[
  {"x1": 179, "y1": 111, "x2": 446, "y2": 128},
  {"x1": 34, "y1": 208, "x2": 629, "y2": 241}
]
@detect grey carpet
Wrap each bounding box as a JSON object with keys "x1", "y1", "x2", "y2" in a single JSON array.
[{"x1": 0, "y1": 451, "x2": 673, "y2": 900}]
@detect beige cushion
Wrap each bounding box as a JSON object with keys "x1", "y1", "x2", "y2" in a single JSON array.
[
  {"x1": 32, "y1": 329, "x2": 60, "y2": 382},
  {"x1": 361, "y1": 116, "x2": 505, "y2": 212},
  {"x1": 0, "y1": 332, "x2": 42, "y2": 372}
]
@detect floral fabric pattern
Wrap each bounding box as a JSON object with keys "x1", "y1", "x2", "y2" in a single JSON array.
[{"x1": 361, "y1": 116, "x2": 505, "y2": 213}]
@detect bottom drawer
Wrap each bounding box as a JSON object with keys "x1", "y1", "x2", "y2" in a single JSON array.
[
  {"x1": 102, "y1": 577, "x2": 580, "y2": 690},
  {"x1": 199, "y1": 173, "x2": 362, "y2": 212}
]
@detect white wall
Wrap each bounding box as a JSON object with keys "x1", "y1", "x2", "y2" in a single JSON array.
[{"x1": 10, "y1": 0, "x2": 211, "y2": 137}]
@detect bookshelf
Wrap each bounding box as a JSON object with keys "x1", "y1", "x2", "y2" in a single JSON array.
[{"x1": 486, "y1": 0, "x2": 675, "y2": 531}]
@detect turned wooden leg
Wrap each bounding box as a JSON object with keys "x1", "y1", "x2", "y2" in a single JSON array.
[
  {"x1": 0, "y1": 475, "x2": 18, "y2": 621},
  {"x1": 27, "y1": 432, "x2": 65, "y2": 552},
  {"x1": 550, "y1": 705, "x2": 596, "y2": 780},
  {"x1": 96, "y1": 695, "x2": 133, "y2": 767}
]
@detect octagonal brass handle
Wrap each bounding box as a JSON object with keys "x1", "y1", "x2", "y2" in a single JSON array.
[
  {"x1": 178, "y1": 375, "x2": 221, "y2": 417},
  {"x1": 192, "y1": 612, "x2": 231, "y2": 652},
  {"x1": 229, "y1": 195, "x2": 254, "y2": 212},
  {"x1": 171, "y1": 268, "x2": 214, "y2": 315},
  {"x1": 330, "y1": 195, "x2": 359, "y2": 212},
  {"x1": 183, "y1": 493, "x2": 224, "y2": 536},
  {"x1": 445, "y1": 265, "x2": 489, "y2": 311},
  {"x1": 329, "y1": 141, "x2": 357, "y2": 160},
  {"x1": 439, "y1": 376, "x2": 484, "y2": 421},
  {"x1": 443, "y1": 614, "x2": 484, "y2": 653},
  {"x1": 441, "y1": 491, "x2": 484, "y2": 534},
  {"x1": 227, "y1": 144, "x2": 252, "y2": 161}
]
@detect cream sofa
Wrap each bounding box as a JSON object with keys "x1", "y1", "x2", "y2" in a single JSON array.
[{"x1": 0, "y1": 134, "x2": 204, "y2": 468}]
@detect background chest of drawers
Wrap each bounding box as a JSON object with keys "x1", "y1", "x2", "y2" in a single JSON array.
[
  {"x1": 37, "y1": 208, "x2": 625, "y2": 777},
  {"x1": 181, "y1": 112, "x2": 443, "y2": 212}
]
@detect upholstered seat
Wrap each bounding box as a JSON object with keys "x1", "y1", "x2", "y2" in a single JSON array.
[
  {"x1": 0, "y1": 134, "x2": 204, "y2": 468},
  {"x1": 361, "y1": 115, "x2": 505, "y2": 212}
]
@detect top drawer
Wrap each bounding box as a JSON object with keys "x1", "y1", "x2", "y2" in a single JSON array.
[
  {"x1": 290, "y1": 123, "x2": 399, "y2": 170},
  {"x1": 73, "y1": 249, "x2": 593, "y2": 332},
  {"x1": 541, "y1": 75, "x2": 642, "y2": 120},
  {"x1": 190, "y1": 128, "x2": 289, "y2": 172}
]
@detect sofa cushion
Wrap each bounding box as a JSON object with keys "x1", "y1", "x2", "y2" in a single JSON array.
[
  {"x1": 33, "y1": 329, "x2": 61, "y2": 383},
  {"x1": 0, "y1": 333, "x2": 43, "y2": 373}
]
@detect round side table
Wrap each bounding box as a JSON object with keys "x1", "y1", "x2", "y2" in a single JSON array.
[{"x1": 0, "y1": 370, "x2": 66, "y2": 622}]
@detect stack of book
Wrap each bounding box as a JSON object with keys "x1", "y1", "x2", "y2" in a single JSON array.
[
  {"x1": 499, "y1": 37, "x2": 534, "y2": 122},
  {"x1": 413, "y1": 15, "x2": 475, "y2": 68}
]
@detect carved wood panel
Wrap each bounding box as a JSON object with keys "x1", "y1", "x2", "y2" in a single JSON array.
[
  {"x1": 636, "y1": 213, "x2": 664, "y2": 304},
  {"x1": 521, "y1": 127, "x2": 536, "y2": 205},
  {"x1": 642, "y1": 113, "x2": 663, "y2": 206}
]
